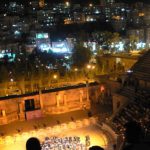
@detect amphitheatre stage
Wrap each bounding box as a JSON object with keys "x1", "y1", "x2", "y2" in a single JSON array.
[
  {"x1": 0, "y1": 117, "x2": 115, "y2": 150},
  {"x1": 0, "y1": 81, "x2": 116, "y2": 150}
]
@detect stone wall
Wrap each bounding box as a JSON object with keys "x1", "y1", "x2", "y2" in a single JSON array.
[
  {"x1": 0, "y1": 84, "x2": 100, "y2": 125},
  {"x1": 112, "y1": 93, "x2": 129, "y2": 114}
]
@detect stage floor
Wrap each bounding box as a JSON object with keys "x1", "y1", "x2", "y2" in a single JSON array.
[{"x1": 0, "y1": 125, "x2": 113, "y2": 150}]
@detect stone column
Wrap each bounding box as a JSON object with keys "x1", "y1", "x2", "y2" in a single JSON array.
[
  {"x1": 2, "y1": 109, "x2": 7, "y2": 124},
  {"x1": 39, "y1": 89, "x2": 43, "y2": 109},
  {"x1": 2, "y1": 110, "x2": 6, "y2": 117},
  {"x1": 79, "y1": 90, "x2": 83, "y2": 103},
  {"x1": 56, "y1": 93, "x2": 60, "y2": 107},
  {"x1": 86, "y1": 81, "x2": 89, "y2": 101},
  {"x1": 19, "y1": 102, "x2": 23, "y2": 113},
  {"x1": 19, "y1": 101, "x2": 25, "y2": 121},
  {"x1": 63, "y1": 94, "x2": 67, "y2": 106}
]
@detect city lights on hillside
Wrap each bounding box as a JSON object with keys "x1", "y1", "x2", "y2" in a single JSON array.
[
  {"x1": 110, "y1": 41, "x2": 146, "y2": 52},
  {"x1": 0, "y1": 1, "x2": 150, "y2": 150},
  {"x1": 137, "y1": 42, "x2": 146, "y2": 49}
]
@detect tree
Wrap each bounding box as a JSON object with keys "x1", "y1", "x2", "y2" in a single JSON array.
[
  {"x1": 110, "y1": 32, "x2": 121, "y2": 52},
  {"x1": 129, "y1": 35, "x2": 139, "y2": 51},
  {"x1": 0, "y1": 65, "x2": 9, "y2": 95},
  {"x1": 77, "y1": 30, "x2": 89, "y2": 43},
  {"x1": 92, "y1": 31, "x2": 113, "y2": 52},
  {"x1": 0, "y1": 65, "x2": 9, "y2": 80},
  {"x1": 95, "y1": 55, "x2": 103, "y2": 73},
  {"x1": 71, "y1": 44, "x2": 92, "y2": 68}
]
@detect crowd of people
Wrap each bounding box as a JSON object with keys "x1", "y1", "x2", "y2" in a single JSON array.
[
  {"x1": 112, "y1": 89, "x2": 150, "y2": 137},
  {"x1": 26, "y1": 137, "x2": 104, "y2": 150},
  {"x1": 41, "y1": 136, "x2": 90, "y2": 150}
]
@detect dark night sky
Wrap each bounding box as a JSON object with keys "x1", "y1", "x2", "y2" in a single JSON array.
[
  {"x1": 2, "y1": 0, "x2": 150, "y2": 5},
  {"x1": 43, "y1": 0, "x2": 150, "y2": 4},
  {"x1": 116, "y1": 0, "x2": 150, "y2": 4}
]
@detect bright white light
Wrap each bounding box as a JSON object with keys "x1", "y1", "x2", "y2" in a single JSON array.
[
  {"x1": 87, "y1": 65, "x2": 91, "y2": 69},
  {"x1": 1, "y1": 50, "x2": 5, "y2": 54},
  {"x1": 95, "y1": 10, "x2": 100, "y2": 14},
  {"x1": 14, "y1": 30, "x2": 20, "y2": 35},
  {"x1": 0, "y1": 53, "x2": 15, "y2": 60},
  {"x1": 86, "y1": 17, "x2": 95, "y2": 22},
  {"x1": 53, "y1": 74, "x2": 57, "y2": 79},
  {"x1": 39, "y1": 43, "x2": 50, "y2": 52},
  {"x1": 127, "y1": 70, "x2": 133, "y2": 73},
  {"x1": 36, "y1": 33, "x2": 70, "y2": 53},
  {"x1": 64, "y1": 56, "x2": 69, "y2": 59},
  {"x1": 51, "y1": 41, "x2": 69, "y2": 53},
  {"x1": 36, "y1": 33, "x2": 49, "y2": 39},
  {"x1": 10, "y1": 78, "x2": 14, "y2": 82},
  {"x1": 89, "y1": 3, "x2": 93, "y2": 7},
  {"x1": 92, "y1": 66, "x2": 95, "y2": 69},
  {"x1": 90, "y1": 18, "x2": 94, "y2": 21},
  {"x1": 65, "y1": 2, "x2": 70, "y2": 7},
  {"x1": 74, "y1": 68, "x2": 78, "y2": 71},
  {"x1": 115, "y1": 42, "x2": 124, "y2": 51},
  {"x1": 137, "y1": 42, "x2": 146, "y2": 49},
  {"x1": 83, "y1": 42, "x2": 96, "y2": 51},
  {"x1": 118, "y1": 42, "x2": 124, "y2": 51},
  {"x1": 111, "y1": 43, "x2": 114, "y2": 48}
]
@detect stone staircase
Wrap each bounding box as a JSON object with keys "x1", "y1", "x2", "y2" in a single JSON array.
[
  {"x1": 117, "y1": 86, "x2": 136, "y2": 101},
  {"x1": 131, "y1": 50, "x2": 150, "y2": 81}
]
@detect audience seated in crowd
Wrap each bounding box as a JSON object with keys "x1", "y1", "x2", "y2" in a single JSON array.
[
  {"x1": 112, "y1": 89, "x2": 150, "y2": 137},
  {"x1": 26, "y1": 137, "x2": 104, "y2": 150},
  {"x1": 122, "y1": 121, "x2": 150, "y2": 150}
]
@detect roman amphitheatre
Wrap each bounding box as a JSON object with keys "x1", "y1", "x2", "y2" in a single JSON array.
[{"x1": 0, "y1": 50, "x2": 150, "y2": 150}]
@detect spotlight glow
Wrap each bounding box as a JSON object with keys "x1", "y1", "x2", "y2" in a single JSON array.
[{"x1": 0, "y1": 118, "x2": 113, "y2": 150}]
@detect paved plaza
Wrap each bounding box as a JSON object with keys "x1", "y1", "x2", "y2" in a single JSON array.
[
  {"x1": 0, "y1": 104, "x2": 113, "y2": 150},
  {"x1": 0, "y1": 110, "x2": 89, "y2": 136},
  {"x1": 0, "y1": 122, "x2": 114, "y2": 150}
]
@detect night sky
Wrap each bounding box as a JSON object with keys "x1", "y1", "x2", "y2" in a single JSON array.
[
  {"x1": 41, "y1": 0, "x2": 150, "y2": 4},
  {"x1": 2, "y1": 0, "x2": 150, "y2": 4}
]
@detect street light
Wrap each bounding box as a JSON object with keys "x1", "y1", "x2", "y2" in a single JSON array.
[
  {"x1": 92, "y1": 65, "x2": 95, "y2": 70},
  {"x1": 87, "y1": 64, "x2": 91, "y2": 69},
  {"x1": 74, "y1": 68, "x2": 78, "y2": 81},
  {"x1": 89, "y1": 3, "x2": 93, "y2": 7},
  {"x1": 53, "y1": 74, "x2": 57, "y2": 79},
  {"x1": 10, "y1": 78, "x2": 14, "y2": 82},
  {"x1": 74, "y1": 68, "x2": 78, "y2": 72},
  {"x1": 87, "y1": 64, "x2": 95, "y2": 70},
  {"x1": 86, "y1": 64, "x2": 96, "y2": 80},
  {"x1": 65, "y1": 1, "x2": 70, "y2": 7}
]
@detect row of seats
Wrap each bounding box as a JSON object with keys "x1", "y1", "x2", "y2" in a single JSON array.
[{"x1": 112, "y1": 89, "x2": 150, "y2": 138}]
